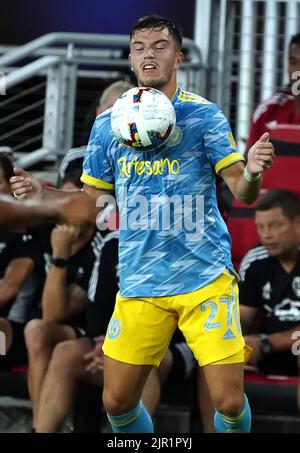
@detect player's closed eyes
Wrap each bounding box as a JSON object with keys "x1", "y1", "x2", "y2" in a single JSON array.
[{"x1": 155, "y1": 43, "x2": 167, "y2": 50}]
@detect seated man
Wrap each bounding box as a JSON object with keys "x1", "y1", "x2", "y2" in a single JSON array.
[
  {"x1": 197, "y1": 188, "x2": 300, "y2": 431},
  {"x1": 0, "y1": 156, "x2": 43, "y2": 365},
  {"x1": 28, "y1": 224, "x2": 195, "y2": 433},
  {"x1": 24, "y1": 221, "x2": 105, "y2": 432},
  {"x1": 239, "y1": 189, "x2": 300, "y2": 410}
]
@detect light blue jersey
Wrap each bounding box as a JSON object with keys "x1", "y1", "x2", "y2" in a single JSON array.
[{"x1": 81, "y1": 87, "x2": 244, "y2": 297}]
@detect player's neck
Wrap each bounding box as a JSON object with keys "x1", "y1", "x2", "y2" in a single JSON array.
[{"x1": 162, "y1": 82, "x2": 178, "y2": 101}]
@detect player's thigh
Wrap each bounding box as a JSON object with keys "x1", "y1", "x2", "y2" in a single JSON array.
[
  {"x1": 178, "y1": 272, "x2": 245, "y2": 366},
  {"x1": 103, "y1": 294, "x2": 178, "y2": 366}
]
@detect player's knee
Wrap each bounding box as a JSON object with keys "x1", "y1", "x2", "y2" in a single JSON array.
[
  {"x1": 214, "y1": 393, "x2": 244, "y2": 417},
  {"x1": 102, "y1": 388, "x2": 137, "y2": 416},
  {"x1": 24, "y1": 319, "x2": 55, "y2": 353}
]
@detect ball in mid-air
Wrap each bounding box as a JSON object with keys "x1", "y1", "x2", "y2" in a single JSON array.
[{"x1": 111, "y1": 87, "x2": 176, "y2": 151}]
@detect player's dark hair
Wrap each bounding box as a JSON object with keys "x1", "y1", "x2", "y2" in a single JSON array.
[
  {"x1": 256, "y1": 188, "x2": 300, "y2": 220},
  {"x1": 0, "y1": 155, "x2": 14, "y2": 183},
  {"x1": 290, "y1": 33, "x2": 300, "y2": 48},
  {"x1": 130, "y1": 15, "x2": 182, "y2": 50}
]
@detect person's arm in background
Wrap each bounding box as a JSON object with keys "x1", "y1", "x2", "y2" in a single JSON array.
[
  {"x1": 10, "y1": 168, "x2": 110, "y2": 205},
  {"x1": 42, "y1": 225, "x2": 87, "y2": 322},
  {"x1": 239, "y1": 305, "x2": 259, "y2": 335},
  {"x1": 0, "y1": 192, "x2": 97, "y2": 230},
  {"x1": 0, "y1": 257, "x2": 34, "y2": 310},
  {"x1": 10, "y1": 116, "x2": 115, "y2": 208},
  {"x1": 263, "y1": 327, "x2": 300, "y2": 351}
]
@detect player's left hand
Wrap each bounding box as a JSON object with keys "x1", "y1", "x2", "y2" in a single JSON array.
[{"x1": 246, "y1": 132, "x2": 275, "y2": 175}]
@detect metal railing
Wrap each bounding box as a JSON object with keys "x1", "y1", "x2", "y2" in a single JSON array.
[
  {"x1": 203, "y1": 0, "x2": 300, "y2": 153},
  {"x1": 0, "y1": 32, "x2": 204, "y2": 168}
]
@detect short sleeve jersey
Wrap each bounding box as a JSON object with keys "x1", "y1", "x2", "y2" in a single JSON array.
[{"x1": 82, "y1": 87, "x2": 244, "y2": 297}]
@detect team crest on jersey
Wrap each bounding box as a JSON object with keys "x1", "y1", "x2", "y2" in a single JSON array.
[
  {"x1": 107, "y1": 318, "x2": 122, "y2": 340},
  {"x1": 292, "y1": 277, "x2": 300, "y2": 298},
  {"x1": 165, "y1": 126, "x2": 183, "y2": 147}
]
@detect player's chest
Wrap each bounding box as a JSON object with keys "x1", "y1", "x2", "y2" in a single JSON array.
[{"x1": 113, "y1": 142, "x2": 208, "y2": 193}]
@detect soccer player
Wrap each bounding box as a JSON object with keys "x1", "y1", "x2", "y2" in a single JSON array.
[{"x1": 11, "y1": 15, "x2": 275, "y2": 433}]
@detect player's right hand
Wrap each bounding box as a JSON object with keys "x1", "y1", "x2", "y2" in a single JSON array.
[{"x1": 10, "y1": 167, "x2": 43, "y2": 200}]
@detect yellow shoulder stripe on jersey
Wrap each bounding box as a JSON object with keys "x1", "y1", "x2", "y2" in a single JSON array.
[
  {"x1": 228, "y1": 132, "x2": 237, "y2": 149},
  {"x1": 80, "y1": 173, "x2": 114, "y2": 190},
  {"x1": 178, "y1": 90, "x2": 211, "y2": 104},
  {"x1": 215, "y1": 153, "x2": 245, "y2": 175}
]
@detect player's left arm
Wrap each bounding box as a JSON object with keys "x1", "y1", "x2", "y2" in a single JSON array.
[{"x1": 220, "y1": 132, "x2": 275, "y2": 204}]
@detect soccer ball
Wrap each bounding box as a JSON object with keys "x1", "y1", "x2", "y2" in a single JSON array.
[{"x1": 111, "y1": 87, "x2": 176, "y2": 151}]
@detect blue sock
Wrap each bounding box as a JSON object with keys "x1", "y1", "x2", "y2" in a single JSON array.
[
  {"x1": 214, "y1": 394, "x2": 251, "y2": 433},
  {"x1": 107, "y1": 400, "x2": 154, "y2": 433}
]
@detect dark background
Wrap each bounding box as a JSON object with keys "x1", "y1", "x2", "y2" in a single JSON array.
[{"x1": 0, "y1": 0, "x2": 196, "y2": 45}]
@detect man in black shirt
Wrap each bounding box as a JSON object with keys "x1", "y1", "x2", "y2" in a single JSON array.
[
  {"x1": 0, "y1": 155, "x2": 45, "y2": 361},
  {"x1": 239, "y1": 188, "x2": 300, "y2": 409},
  {"x1": 27, "y1": 227, "x2": 119, "y2": 433},
  {"x1": 198, "y1": 188, "x2": 300, "y2": 431},
  {"x1": 0, "y1": 230, "x2": 42, "y2": 369},
  {"x1": 24, "y1": 223, "x2": 114, "y2": 431}
]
